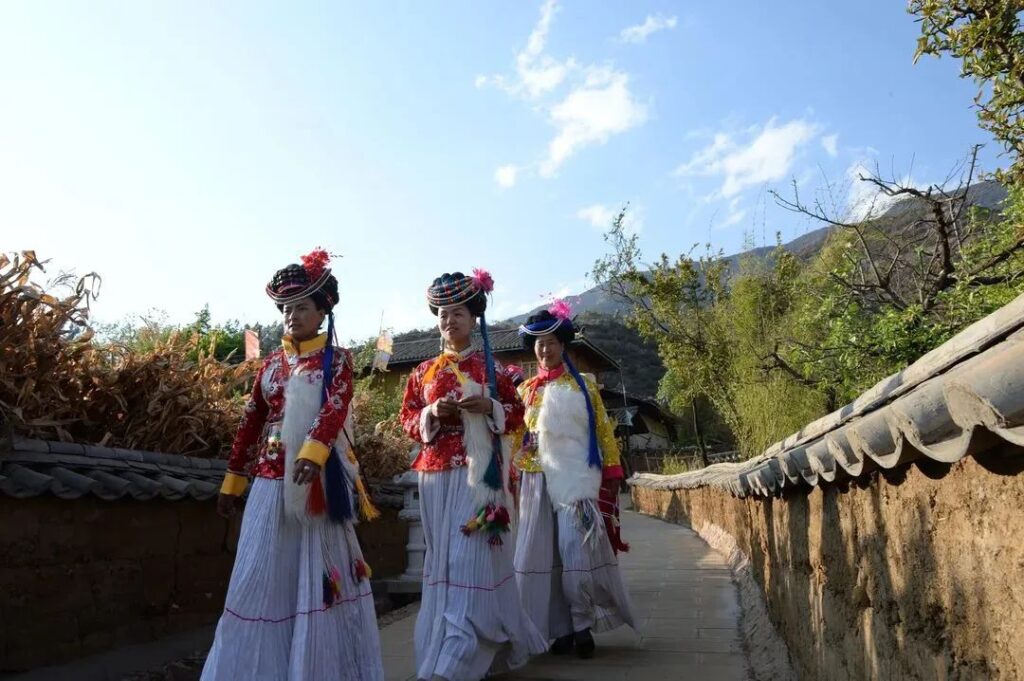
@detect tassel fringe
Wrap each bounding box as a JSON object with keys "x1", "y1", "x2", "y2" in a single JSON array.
[
  {"x1": 352, "y1": 558, "x2": 372, "y2": 582},
  {"x1": 321, "y1": 565, "x2": 343, "y2": 607},
  {"x1": 346, "y1": 446, "x2": 381, "y2": 521},
  {"x1": 306, "y1": 476, "x2": 327, "y2": 516},
  {"x1": 460, "y1": 503, "x2": 511, "y2": 548}
]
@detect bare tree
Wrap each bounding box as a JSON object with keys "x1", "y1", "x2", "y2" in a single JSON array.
[{"x1": 770, "y1": 146, "x2": 1024, "y2": 315}]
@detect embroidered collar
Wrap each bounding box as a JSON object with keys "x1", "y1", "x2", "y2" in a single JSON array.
[
  {"x1": 525, "y1": 363, "x2": 567, "y2": 405},
  {"x1": 423, "y1": 343, "x2": 479, "y2": 385},
  {"x1": 282, "y1": 333, "x2": 327, "y2": 357},
  {"x1": 536, "y1": 363, "x2": 566, "y2": 382}
]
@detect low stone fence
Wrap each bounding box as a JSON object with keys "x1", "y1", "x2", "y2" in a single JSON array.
[
  {"x1": 631, "y1": 448, "x2": 1024, "y2": 680},
  {"x1": 0, "y1": 438, "x2": 409, "y2": 672}
]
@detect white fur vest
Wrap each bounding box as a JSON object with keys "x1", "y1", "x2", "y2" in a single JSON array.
[
  {"x1": 280, "y1": 366, "x2": 358, "y2": 525},
  {"x1": 459, "y1": 378, "x2": 513, "y2": 511},
  {"x1": 535, "y1": 381, "x2": 602, "y2": 506}
]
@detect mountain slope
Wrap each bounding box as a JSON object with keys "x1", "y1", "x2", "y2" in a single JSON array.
[{"x1": 511, "y1": 180, "x2": 1007, "y2": 323}]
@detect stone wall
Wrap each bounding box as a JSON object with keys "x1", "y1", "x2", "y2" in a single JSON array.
[
  {"x1": 0, "y1": 496, "x2": 408, "y2": 672},
  {"x1": 355, "y1": 506, "x2": 408, "y2": 579},
  {"x1": 0, "y1": 496, "x2": 240, "y2": 671},
  {"x1": 631, "y1": 446, "x2": 1024, "y2": 680}
]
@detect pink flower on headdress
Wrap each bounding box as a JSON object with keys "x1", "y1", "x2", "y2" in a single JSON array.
[
  {"x1": 301, "y1": 248, "x2": 331, "y2": 280},
  {"x1": 471, "y1": 268, "x2": 494, "y2": 294},
  {"x1": 548, "y1": 298, "x2": 573, "y2": 321}
]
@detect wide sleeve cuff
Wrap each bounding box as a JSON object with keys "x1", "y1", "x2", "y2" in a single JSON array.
[
  {"x1": 297, "y1": 440, "x2": 331, "y2": 467},
  {"x1": 486, "y1": 398, "x2": 506, "y2": 434},
  {"x1": 220, "y1": 472, "x2": 249, "y2": 496},
  {"x1": 420, "y1": 406, "x2": 441, "y2": 443}
]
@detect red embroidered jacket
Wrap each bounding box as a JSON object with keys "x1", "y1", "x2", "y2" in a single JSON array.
[
  {"x1": 219, "y1": 334, "x2": 353, "y2": 495},
  {"x1": 400, "y1": 349, "x2": 524, "y2": 472}
]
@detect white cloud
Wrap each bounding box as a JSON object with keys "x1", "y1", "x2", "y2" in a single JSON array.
[
  {"x1": 620, "y1": 14, "x2": 678, "y2": 43},
  {"x1": 674, "y1": 117, "x2": 822, "y2": 198},
  {"x1": 576, "y1": 202, "x2": 643, "y2": 232},
  {"x1": 541, "y1": 66, "x2": 648, "y2": 177},
  {"x1": 478, "y1": 1, "x2": 649, "y2": 181},
  {"x1": 844, "y1": 160, "x2": 924, "y2": 222},
  {"x1": 476, "y1": 0, "x2": 575, "y2": 100},
  {"x1": 716, "y1": 197, "x2": 747, "y2": 229},
  {"x1": 495, "y1": 164, "x2": 519, "y2": 188},
  {"x1": 821, "y1": 133, "x2": 839, "y2": 157}
]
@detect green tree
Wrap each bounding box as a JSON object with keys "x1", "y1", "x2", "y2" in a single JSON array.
[
  {"x1": 911, "y1": 0, "x2": 1024, "y2": 184},
  {"x1": 592, "y1": 209, "x2": 746, "y2": 449}
]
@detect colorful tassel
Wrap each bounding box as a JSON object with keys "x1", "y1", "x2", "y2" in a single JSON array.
[
  {"x1": 306, "y1": 475, "x2": 327, "y2": 516},
  {"x1": 478, "y1": 312, "x2": 505, "y2": 492},
  {"x1": 324, "y1": 448, "x2": 353, "y2": 522},
  {"x1": 321, "y1": 565, "x2": 343, "y2": 607},
  {"x1": 345, "y1": 446, "x2": 381, "y2": 521},
  {"x1": 322, "y1": 571, "x2": 334, "y2": 606},
  {"x1": 460, "y1": 503, "x2": 511, "y2": 548},
  {"x1": 355, "y1": 475, "x2": 381, "y2": 521},
  {"x1": 352, "y1": 558, "x2": 372, "y2": 582}
]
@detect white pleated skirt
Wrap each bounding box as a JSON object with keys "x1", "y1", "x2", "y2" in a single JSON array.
[
  {"x1": 201, "y1": 477, "x2": 384, "y2": 681},
  {"x1": 415, "y1": 467, "x2": 547, "y2": 681},
  {"x1": 513, "y1": 471, "x2": 636, "y2": 640}
]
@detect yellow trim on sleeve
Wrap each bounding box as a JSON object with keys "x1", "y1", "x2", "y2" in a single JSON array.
[
  {"x1": 297, "y1": 439, "x2": 331, "y2": 467},
  {"x1": 220, "y1": 472, "x2": 249, "y2": 496}
]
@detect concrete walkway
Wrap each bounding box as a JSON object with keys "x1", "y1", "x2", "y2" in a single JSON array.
[{"x1": 379, "y1": 508, "x2": 750, "y2": 681}]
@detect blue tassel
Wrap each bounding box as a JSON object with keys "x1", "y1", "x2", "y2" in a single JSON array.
[
  {"x1": 322, "y1": 571, "x2": 335, "y2": 606},
  {"x1": 478, "y1": 313, "x2": 504, "y2": 491},
  {"x1": 324, "y1": 448, "x2": 352, "y2": 522},
  {"x1": 564, "y1": 352, "x2": 602, "y2": 469},
  {"x1": 320, "y1": 312, "x2": 354, "y2": 523}
]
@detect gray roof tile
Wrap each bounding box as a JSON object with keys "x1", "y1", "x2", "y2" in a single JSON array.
[
  {"x1": 0, "y1": 436, "x2": 226, "y2": 502},
  {"x1": 630, "y1": 293, "x2": 1024, "y2": 498}
]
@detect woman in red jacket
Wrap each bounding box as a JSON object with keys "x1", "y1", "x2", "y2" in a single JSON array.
[
  {"x1": 204, "y1": 250, "x2": 383, "y2": 681},
  {"x1": 399, "y1": 270, "x2": 545, "y2": 681}
]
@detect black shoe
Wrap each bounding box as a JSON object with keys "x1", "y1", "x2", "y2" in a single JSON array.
[
  {"x1": 549, "y1": 634, "x2": 574, "y2": 655},
  {"x1": 574, "y1": 628, "x2": 595, "y2": 659}
]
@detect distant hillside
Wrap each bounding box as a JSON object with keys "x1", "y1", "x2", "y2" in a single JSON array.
[
  {"x1": 511, "y1": 180, "x2": 1008, "y2": 323},
  {"x1": 575, "y1": 312, "x2": 664, "y2": 397}
]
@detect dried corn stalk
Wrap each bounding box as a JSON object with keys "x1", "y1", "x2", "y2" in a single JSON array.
[{"x1": 0, "y1": 251, "x2": 256, "y2": 457}]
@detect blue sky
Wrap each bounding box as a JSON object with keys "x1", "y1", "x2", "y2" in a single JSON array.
[{"x1": 0, "y1": 1, "x2": 999, "y2": 343}]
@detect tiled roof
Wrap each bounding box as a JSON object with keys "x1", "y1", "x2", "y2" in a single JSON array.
[
  {"x1": 629, "y1": 293, "x2": 1024, "y2": 498},
  {"x1": 0, "y1": 436, "x2": 409, "y2": 507},
  {"x1": 0, "y1": 437, "x2": 225, "y2": 501},
  {"x1": 387, "y1": 330, "x2": 619, "y2": 371},
  {"x1": 389, "y1": 329, "x2": 521, "y2": 364}
]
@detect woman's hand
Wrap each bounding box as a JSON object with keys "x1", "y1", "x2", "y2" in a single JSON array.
[
  {"x1": 293, "y1": 459, "x2": 321, "y2": 485},
  {"x1": 458, "y1": 395, "x2": 494, "y2": 415},
  {"x1": 431, "y1": 398, "x2": 459, "y2": 419},
  {"x1": 217, "y1": 493, "x2": 239, "y2": 518}
]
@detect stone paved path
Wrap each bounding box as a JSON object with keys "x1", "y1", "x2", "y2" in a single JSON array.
[{"x1": 379, "y1": 508, "x2": 750, "y2": 681}]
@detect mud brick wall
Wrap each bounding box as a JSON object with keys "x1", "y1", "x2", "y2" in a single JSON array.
[
  {"x1": 354, "y1": 506, "x2": 407, "y2": 579},
  {"x1": 0, "y1": 496, "x2": 240, "y2": 671},
  {"x1": 0, "y1": 494, "x2": 409, "y2": 672},
  {"x1": 631, "y1": 447, "x2": 1024, "y2": 680}
]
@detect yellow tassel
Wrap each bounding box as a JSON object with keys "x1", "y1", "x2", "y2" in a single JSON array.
[
  {"x1": 357, "y1": 476, "x2": 381, "y2": 521},
  {"x1": 346, "y1": 446, "x2": 381, "y2": 522}
]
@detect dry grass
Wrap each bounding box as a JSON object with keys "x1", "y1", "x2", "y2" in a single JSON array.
[
  {"x1": 0, "y1": 251, "x2": 412, "y2": 476},
  {"x1": 0, "y1": 251, "x2": 256, "y2": 456}
]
